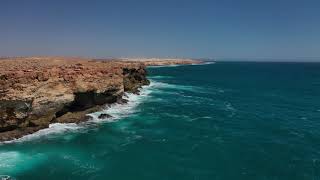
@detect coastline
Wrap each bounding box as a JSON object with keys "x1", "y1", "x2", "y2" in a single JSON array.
[
  {"x1": 1, "y1": 82, "x2": 153, "y2": 144},
  {"x1": 0, "y1": 57, "x2": 203, "y2": 142}
]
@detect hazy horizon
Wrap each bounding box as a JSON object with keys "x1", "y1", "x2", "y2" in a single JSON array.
[{"x1": 1, "y1": 0, "x2": 320, "y2": 61}]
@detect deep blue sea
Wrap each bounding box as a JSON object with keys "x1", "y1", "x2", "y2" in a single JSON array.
[{"x1": 1, "y1": 62, "x2": 320, "y2": 180}]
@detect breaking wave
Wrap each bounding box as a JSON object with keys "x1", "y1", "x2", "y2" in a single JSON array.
[
  {"x1": 88, "y1": 84, "x2": 153, "y2": 122},
  {"x1": 1, "y1": 83, "x2": 156, "y2": 144},
  {"x1": 1, "y1": 79, "x2": 206, "y2": 144},
  {"x1": 1, "y1": 123, "x2": 82, "y2": 144}
]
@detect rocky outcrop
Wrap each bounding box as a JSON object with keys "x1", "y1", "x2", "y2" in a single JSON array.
[
  {"x1": 123, "y1": 67, "x2": 149, "y2": 93},
  {"x1": 0, "y1": 57, "x2": 149, "y2": 141},
  {"x1": 0, "y1": 57, "x2": 202, "y2": 141}
]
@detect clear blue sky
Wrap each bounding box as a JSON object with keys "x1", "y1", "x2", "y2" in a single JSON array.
[{"x1": 1, "y1": 0, "x2": 320, "y2": 60}]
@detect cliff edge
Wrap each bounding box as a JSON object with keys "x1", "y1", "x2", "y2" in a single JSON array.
[
  {"x1": 0, "y1": 57, "x2": 149, "y2": 141},
  {"x1": 0, "y1": 57, "x2": 203, "y2": 141}
]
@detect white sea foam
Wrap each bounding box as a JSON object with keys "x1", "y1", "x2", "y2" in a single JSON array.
[
  {"x1": 0, "y1": 151, "x2": 20, "y2": 169},
  {"x1": 88, "y1": 83, "x2": 153, "y2": 122},
  {"x1": 0, "y1": 175, "x2": 13, "y2": 180},
  {"x1": 150, "y1": 81, "x2": 204, "y2": 93},
  {"x1": 224, "y1": 102, "x2": 236, "y2": 117},
  {"x1": 0, "y1": 151, "x2": 47, "y2": 177},
  {"x1": 1, "y1": 123, "x2": 82, "y2": 144},
  {"x1": 148, "y1": 75, "x2": 172, "y2": 79},
  {"x1": 1, "y1": 83, "x2": 155, "y2": 144},
  {"x1": 188, "y1": 116, "x2": 213, "y2": 122},
  {"x1": 2, "y1": 80, "x2": 200, "y2": 144}
]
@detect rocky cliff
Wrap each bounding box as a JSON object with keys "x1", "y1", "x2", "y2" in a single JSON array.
[{"x1": 0, "y1": 57, "x2": 149, "y2": 141}]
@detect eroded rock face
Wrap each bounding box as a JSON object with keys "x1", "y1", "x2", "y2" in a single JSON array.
[
  {"x1": 123, "y1": 67, "x2": 150, "y2": 93},
  {"x1": 0, "y1": 57, "x2": 200, "y2": 141},
  {"x1": 0, "y1": 57, "x2": 149, "y2": 141}
]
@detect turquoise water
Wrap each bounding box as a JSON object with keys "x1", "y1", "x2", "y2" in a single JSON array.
[{"x1": 1, "y1": 62, "x2": 320, "y2": 179}]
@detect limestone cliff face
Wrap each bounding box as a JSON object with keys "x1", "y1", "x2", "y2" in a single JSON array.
[
  {"x1": 123, "y1": 67, "x2": 149, "y2": 93},
  {"x1": 0, "y1": 57, "x2": 149, "y2": 141}
]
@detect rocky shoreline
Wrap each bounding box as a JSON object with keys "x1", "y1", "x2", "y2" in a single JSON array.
[{"x1": 0, "y1": 57, "x2": 202, "y2": 141}]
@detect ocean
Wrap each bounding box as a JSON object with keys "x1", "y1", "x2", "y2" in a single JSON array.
[{"x1": 0, "y1": 62, "x2": 320, "y2": 180}]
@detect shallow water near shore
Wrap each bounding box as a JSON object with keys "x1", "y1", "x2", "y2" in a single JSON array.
[{"x1": 1, "y1": 62, "x2": 320, "y2": 179}]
